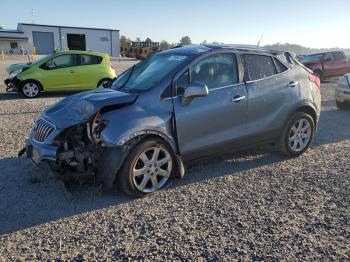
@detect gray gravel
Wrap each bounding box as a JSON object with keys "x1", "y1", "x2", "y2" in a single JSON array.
[{"x1": 0, "y1": 58, "x2": 349, "y2": 261}]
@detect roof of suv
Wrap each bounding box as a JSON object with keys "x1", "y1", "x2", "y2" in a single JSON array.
[{"x1": 164, "y1": 44, "x2": 283, "y2": 56}]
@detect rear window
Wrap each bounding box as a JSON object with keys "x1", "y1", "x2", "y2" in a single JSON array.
[
  {"x1": 334, "y1": 52, "x2": 346, "y2": 60},
  {"x1": 244, "y1": 54, "x2": 277, "y2": 81},
  {"x1": 80, "y1": 55, "x2": 103, "y2": 65},
  {"x1": 301, "y1": 54, "x2": 322, "y2": 63}
]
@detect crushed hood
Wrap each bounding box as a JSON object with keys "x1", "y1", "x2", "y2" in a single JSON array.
[
  {"x1": 6, "y1": 63, "x2": 31, "y2": 74},
  {"x1": 42, "y1": 88, "x2": 138, "y2": 129}
]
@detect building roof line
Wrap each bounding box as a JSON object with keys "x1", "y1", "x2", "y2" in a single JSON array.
[{"x1": 18, "y1": 23, "x2": 119, "y2": 32}]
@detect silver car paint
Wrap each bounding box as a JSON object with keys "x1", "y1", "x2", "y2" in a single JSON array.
[{"x1": 24, "y1": 45, "x2": 321, "y2": 186}]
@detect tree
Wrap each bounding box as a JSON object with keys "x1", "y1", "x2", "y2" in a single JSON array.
[
  {"x1": 145, "y1": 38, "x2": 152, "y2": 42},
  {"x1": 211, "y1": 41, "x2": 219, "y2": 44},
  {"x1": 136, "y1": 37, "x2": 141, "y2": 42},
  {"x1": 160, "y1": 40, "x2": 170, "y2": 50},
  {"x1": 180, "y1": 36, "x2": 192, "y2": 45},
  {"x1": 0, "y1": 26, "x2": 3, "y2": 29},
  {"x1": 201, "y1": 40, "x2": 208, "y2": 44},
  {"x1": 120, "y1": 35, "x2": 130, "y2": 48}
]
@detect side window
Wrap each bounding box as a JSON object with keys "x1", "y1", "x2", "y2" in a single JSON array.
[
  {"x1": 44, "y1": 55, "x2": 78, "y2": 69},
  {"x1": 323, "y1": 53, "x2": 334, "y2": 61},
  {"x1": 244, "y1": 54, "x2": 277, "y2": 81},
  {"x1": 177, "y1": 70, "x2": 189, "y2": 95},
  {"x1": 80, "y1": 55, "x2": 103, "y2": 65},
  {"x1": 334, "y1": 52, "x2": 345, "y2": 60},
  {"x1": 273, "y1": 57, "x2": 288, "y2": 74},
  {"x1": 190, "y1": 53, "x2": 238, "y2": 90}
]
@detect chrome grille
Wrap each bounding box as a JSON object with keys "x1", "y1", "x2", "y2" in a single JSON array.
[{"x1": 32, "y1": 118, "x2": 55, "y2": 142}]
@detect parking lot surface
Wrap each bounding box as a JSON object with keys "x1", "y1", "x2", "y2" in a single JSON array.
[{"x1": 0, "y1": 57, "x2": 349, "y2": 260}]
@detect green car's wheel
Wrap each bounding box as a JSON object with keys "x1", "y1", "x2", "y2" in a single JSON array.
[
  {"x1": 97, "y1": 78, "x2": 113, "y2": 88},
  {"x1": 20, "y1": 81, "x2": 41, "y2": 98}
]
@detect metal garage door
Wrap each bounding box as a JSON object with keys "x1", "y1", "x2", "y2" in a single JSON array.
[{"x1": 32, "y1": 31, "x2": 55, "y2": 54}]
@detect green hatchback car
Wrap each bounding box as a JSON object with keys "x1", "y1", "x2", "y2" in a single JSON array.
[{"x1": 5, "y1": 51, "x2": 116, "y2": 98}]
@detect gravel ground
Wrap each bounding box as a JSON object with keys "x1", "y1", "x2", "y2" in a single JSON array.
[{"x1": 0, "y1": 57, "x2": 349, "y2": 261}]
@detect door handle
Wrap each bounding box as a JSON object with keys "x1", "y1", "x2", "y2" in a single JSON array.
[
  {"x1": 287, "y1": 81, "x2": 298, "y2": 87},
  {"x1": 231, "y1": 95, "x2": 246, "y2": 103}
]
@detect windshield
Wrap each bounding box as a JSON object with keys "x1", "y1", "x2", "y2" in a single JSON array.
[
  {"x1": 301, "y1": 54, "x2": 322, "y2": 63},
  {"x1": 112, "y1": 53, "x2": 191, "y2": 92}
]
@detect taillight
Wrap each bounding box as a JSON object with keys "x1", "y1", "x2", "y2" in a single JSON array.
[{"x1": 309, "y1": 74, "x2": 320, "y2": 90}]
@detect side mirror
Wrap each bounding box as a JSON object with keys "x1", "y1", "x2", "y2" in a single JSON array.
[{"x1": 181, "y1": 83, "x2": 208, "y2": 106}]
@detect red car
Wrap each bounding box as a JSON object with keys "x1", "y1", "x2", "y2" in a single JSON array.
[{"x1": 301, "y1": 51, "x2": 350, "y2": 80}]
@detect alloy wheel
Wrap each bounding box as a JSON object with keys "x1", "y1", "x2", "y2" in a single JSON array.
[
  {"x1": 132, "y1": 146, "x2": 173, "y2": 193},
  {"x1": 288, "y1": 118, "x2": 312, "y2": 152},
  {"x1": 22, "y1": 82, "x2": 39, "y2": 98}
]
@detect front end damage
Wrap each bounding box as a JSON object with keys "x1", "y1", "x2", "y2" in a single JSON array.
[{"x1": 20, "y1": 88, "x2": 186, "y2": 191}]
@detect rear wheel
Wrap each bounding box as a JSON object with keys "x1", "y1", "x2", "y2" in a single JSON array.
[
  {"x1": 97, "y1": 78, "x2": 113, "y2": 88},
  {"x1": 20, "y1": 81, "x2": 41, "y2": 98},
  {"x1": 117, "y1": 138, "x2": 177, "y2": 197},
  {"x1": 336, "y1": 101, "x2": 350, "y2": 110},
  {"x1": 277, "y1": 112, "x2": 315, "y2": 157}
]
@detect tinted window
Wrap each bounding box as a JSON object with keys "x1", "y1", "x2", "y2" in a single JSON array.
[
  {"x1": 44, "y1": 55, "x2": 78, "y2": 69},
  {"x1": 333, "y1": 52, "x2": 345, "y2": 60},
  {"x1": 244, "y1": 54, "x2": 277, "y2": 81},
  {"x1": 80, "y1": 55, "x2": 103, "y2": 65},
  {"x1": 301, "y1": 54, "x2": 322, "y2": 63},
  {"x1": 190, "y1": 53, "x2": 238, "y2": 89},
  {"x1": 273, "y1": 58, "x2": 288, "y2": 73},
  {"x1": 177, "y1": 70, "x2": 190, "y2": 95},
  {"x1": 323, "y1": 53, "x2": 334, "y2": 61}
]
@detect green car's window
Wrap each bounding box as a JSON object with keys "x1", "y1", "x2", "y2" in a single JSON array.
[
  {"x1": 44, "y1": 55, "x2": 79, "y2": 70},
  {"x1": 80, "y1": 55, "x2": 103, "y2": 65}
]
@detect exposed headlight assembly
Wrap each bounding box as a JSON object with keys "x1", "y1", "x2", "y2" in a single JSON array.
[{"x1": 9, "y1": 69, "x2": 22, "y2": 79}]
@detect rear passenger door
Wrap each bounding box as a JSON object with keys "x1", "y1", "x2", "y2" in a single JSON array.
[
  {"x1": 173, "y1": 53, "x2": 247, "y2": 160},
  {"x1": 243, "y1": 54, "x2": 299, "y2": 141},
  {"x1": 73, "y1": 54, "x2": 104, "y2": 89}
]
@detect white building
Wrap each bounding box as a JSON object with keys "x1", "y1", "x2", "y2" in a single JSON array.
[{"x1": 0, "y1": 23, "x2": 120, "y2": 57}]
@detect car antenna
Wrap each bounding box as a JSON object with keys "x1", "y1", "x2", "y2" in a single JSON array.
[{"x1": 257, "y1": 33, "x2": 264, "y2": 47}]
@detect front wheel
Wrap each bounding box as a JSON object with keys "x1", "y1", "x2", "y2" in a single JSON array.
[
  {"x1": 117, "y1": 138, "x2": 177, "y2": 197},
  {"x1": 277, "y1": 112, "x2": 315, "y2": 157},
  {"x1": 20, "y1": 81, "x2": 41, "y2": 98}
]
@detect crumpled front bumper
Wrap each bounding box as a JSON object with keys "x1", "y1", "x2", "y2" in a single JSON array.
[
  {"x1": 4, "y1": 77, "x2": 21, "y2": 92},
  {"x1": 23, "y1": 136, "x2": 58, "y2": 164}
]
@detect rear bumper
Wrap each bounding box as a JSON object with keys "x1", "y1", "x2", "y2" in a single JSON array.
[{"x1": 336, "y1": 88, "x2": 350, "y2": 103}]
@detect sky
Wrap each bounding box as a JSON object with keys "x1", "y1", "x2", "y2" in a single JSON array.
[{"x1": 1, "y1": 0, "x2": 349, "y2": 48}]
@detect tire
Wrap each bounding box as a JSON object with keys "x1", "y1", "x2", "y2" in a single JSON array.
[
  {"x1": 20, "y1": 81, "x2": 41, "y2": 98},
  {"x1": 97, "y1": 78, "x2": 113, "y2": 88},
  {"x1": 277, "y1": 112, "x2": 315, "y2": 157},
  {"x1": 314, "y1": 69, "x2": 324, "y2": 82},
  {"x1": 117, "y1": 137, "x2": 177, "y2": 198},
  {"x1": 336, "y1": 101, "x2": 350, "y2": 110}
]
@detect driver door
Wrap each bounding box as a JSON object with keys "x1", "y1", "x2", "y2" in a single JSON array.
[
  {"x1": 173, "y1": 53, "x2": 247, "y2": 160},
  {"x1": 40, "y1": 54, "x2": 79, "y2": 90}
]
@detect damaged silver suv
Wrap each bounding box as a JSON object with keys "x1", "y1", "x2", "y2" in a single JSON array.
[{"x1": 21, "y1": 45, "x2": 321, "y2": 197}]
